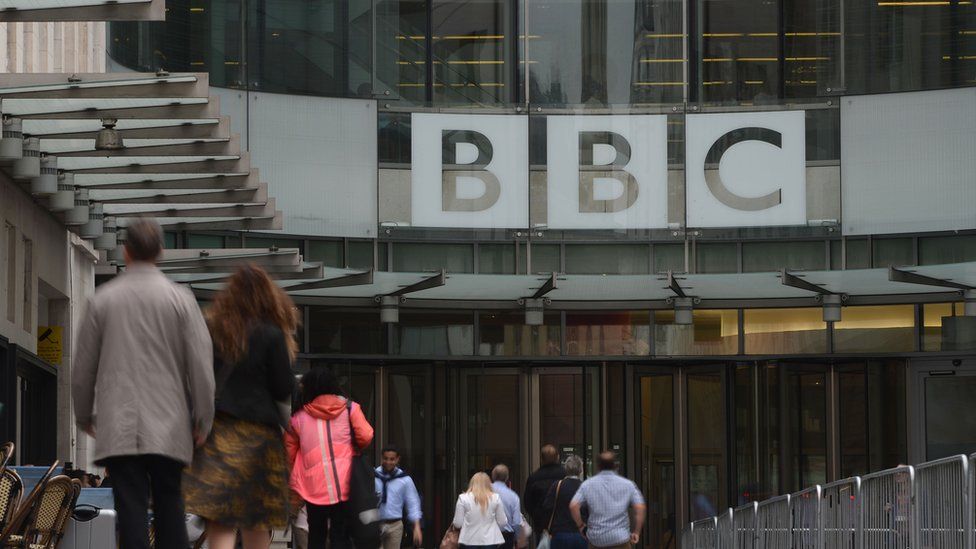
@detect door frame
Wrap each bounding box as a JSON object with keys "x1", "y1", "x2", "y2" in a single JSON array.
[{"x1": 909, "y1": 358, "x2": 976, "y2": 463}]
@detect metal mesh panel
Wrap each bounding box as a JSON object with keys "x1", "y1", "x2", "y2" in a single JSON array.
[
  {"x1": 756, "y1": 494, "x2": 791, "y2": 549},
  {"x1": 859, "y1": 465, "x2": 915, "y2": 549},
  {"x1": 733, "y1": 501, "x2": 758, "y2": 549},
  {"x1": 915, "y1": 455, "x2": 969, "y2": 549},
  {"x1": 791, "y1": 485, "x2": 822, "y2": 549},
  {"x1": 821, "y1": 477, "x2": 859, "y2": 549},
  {"x1": 690, "y1": 517, "x2": 718, "y2": 549},
  {"x1": 716, "y1": 508, "x2": 734, "y2": 549},
  {"x1": 680, "y1": 523, "x2": 693, "y2": 549}
]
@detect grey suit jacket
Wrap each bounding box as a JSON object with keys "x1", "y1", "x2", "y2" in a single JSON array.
[{"x1": 72, "y1": 262, "x2": 215, "y2": 465}]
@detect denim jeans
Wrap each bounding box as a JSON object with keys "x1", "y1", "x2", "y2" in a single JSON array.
[{"x1": 550, "y1": 531, "x2": 588, "y2": 549}]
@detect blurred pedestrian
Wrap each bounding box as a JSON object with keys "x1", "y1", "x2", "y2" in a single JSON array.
[
  {"x1": 183, "y1": 264, "x2": 297, "y2": 549},
  {"x1": 524, "y1": 445, "x2": 565, "y2": 533},
  {"x1": 490, "y1": 465, "x2": 521, "y2": 549},
  {"x1": 375, "y1": 446, "x2": 423, "y2": 548},
  {"x1": 73, "y1": 217, "x2": 215, "y2": 549},
  {"x1": 542, "y1": 455, "x2": 586, "y2": 549},
  {"x1": 569, "y1": 451, "x2": 646, "y2": 549},
  {"x1": 286, "y1": 368, "x2": 374, "y2": 549},
  {"x1": 452, "y1": 472, "x2": 508, "y2": 549}
]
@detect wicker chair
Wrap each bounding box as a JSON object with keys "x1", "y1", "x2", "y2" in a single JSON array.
[
  {"x1": 0, "y1": 462, "x2": 58, "y2": 548},
  {"x1": 0, "y1": 444, "x2": 12, "y2": 471},
  {"x1": 0, "y1": 470, "x2": 23, "y2": 534},
  {"x1": 2, "y1": 475, "x2": 80, "y2": 549}
]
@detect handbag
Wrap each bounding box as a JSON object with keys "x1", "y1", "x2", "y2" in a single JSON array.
[
  {"x1": 345, "y1": 400, "x2": 382, "y2": 547},
  {"x1": 440, "y1": 526, "x2": 460, "y2": 549},
  {"x1": 537, "y1": 480, "x2": 564, "y2": 549}
]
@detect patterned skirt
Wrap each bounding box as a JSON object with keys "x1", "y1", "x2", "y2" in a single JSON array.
[{"x1": 183, "y1": 412, "x2": 290, "y2": 529}]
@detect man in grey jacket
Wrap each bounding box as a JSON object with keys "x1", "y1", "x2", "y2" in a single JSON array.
[{"x1": 73, "y1": 218, "x2": 215, "y2": 549}]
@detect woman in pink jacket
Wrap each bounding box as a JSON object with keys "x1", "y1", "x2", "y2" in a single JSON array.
[{"x1": 285, "y1": 368, "x2": 374, "y2": 549}]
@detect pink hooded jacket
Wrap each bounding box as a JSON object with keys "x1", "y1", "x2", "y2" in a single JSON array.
[{"x1": 285, "y1": 394, "x2": 374, "y2": 506}]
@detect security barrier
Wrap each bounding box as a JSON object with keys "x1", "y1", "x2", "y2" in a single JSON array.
[{"x1": 680, "y1": 452, "x2": 976, "y2": 549}]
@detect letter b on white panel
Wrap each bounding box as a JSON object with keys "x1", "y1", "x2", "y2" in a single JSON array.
[
  {"x1": 686, "y1": 110, "x2": 806, "y2": 228},
  {"x1": 411, "y1": 113, "x2": 528, "y2": 228},
  {"x1": 547, "y1": 115, "x2": 669, "y2": 229}
]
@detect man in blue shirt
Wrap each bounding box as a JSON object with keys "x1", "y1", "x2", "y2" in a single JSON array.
[
  {"x1": 569, "y1": 451, "x2": 646, "y2": 549},
  {"x1": 491, "y1": 464, "x2": 523, "y2": 549},
  {"x1": 375, "y1": 447, "x2": 423, "y2": 549}
]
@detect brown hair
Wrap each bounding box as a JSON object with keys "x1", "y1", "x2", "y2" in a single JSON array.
[
  {"x1": 208, "y1": 263, "x2": 299, "y2": 364},
  {"x1": 124, "y1": 218, "x2": 163, "y2": 262}
]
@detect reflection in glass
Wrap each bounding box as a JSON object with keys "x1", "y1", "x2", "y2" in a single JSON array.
[
  {"x1": 395, "y1": 311, "x2": 474, "y2": 355},
  {"x1": 479, "y1": 244, "x2": 517, "y2": 274},
  {"x1": 565, "y1": 311, "x2": 651, "y2": 356},
  {"x1": 565, "y1": 244, "x2": 650, "y2": 275},
  {"x1": 431, "y1": 0, "x2": 514, "y2": 104},
  {"x1": 308, "y1": 308, "x2": 386, "y2": 354},
  {"x1": 926, "y1": 376, "x2": 976, "y2": 460},
  {"x1": 742, "y1": 241, "x2": 826, "y2": 273},
  {"x1": 539, "y1": 372, "x2": 599, "y2": 474},
  {"x1": 531, "y1": 244, "x2": 561, "y2": 274},
  {"x1": 654, "y1": 243, "x2": 685, "y2": 273},
  {"x1": 786, "y1": 371, "x2": 827, "y2": 491},
  {"x1": 744, "y1": 308, "x2": 827, "y2": 354},
  {"x1": 478, "y1": 312, "x2": 561, "y2": 355},
  {"x1": 639, "y1": 374, "x2": 675, "y2": 549},
  {"x1": 922, "y1": 303, "x2": 964, "y2": 352},
  {"x1": 393, "y1": 243, "x2": 475, "y2": 272},
  {"x1": 832, "y1": 305, "x2": 915, "y2": 353},
  {"x1": 872, "y1": 238, "x2": 914, "y2": 267},
  {"x1": 387, "y1": 370, "x2": 429, "y2": 514},
  {"x1": 462, "y1": 374, "x2": 522, "y2": 488},
  {"x1": 654, "y1": 310, "x2": 739, "y2": 355},
  {"x1": 688, "y1": 372, "x2": 725, "y2": 520},
  {"x1": 837, "y1": 361, "x2": 906, "y2": 477},
  {"x1": 696, "y1": 243, "x2": 737, "y2": 274}
]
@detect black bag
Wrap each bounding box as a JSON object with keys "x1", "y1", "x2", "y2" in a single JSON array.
[{"x1": 345, "y1": 400, "x2": 381, "y2": 548}]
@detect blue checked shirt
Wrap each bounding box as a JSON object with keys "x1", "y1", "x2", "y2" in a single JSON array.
[
  {"x1": 374, "y1": 467, "x2": 423, "y2": 523},
  {"x1": 492, "y1": 481, "x2": 522, "y2": 535},
  {"x1": 571, "y1": 471, "x2": 646, "y2": 547}
]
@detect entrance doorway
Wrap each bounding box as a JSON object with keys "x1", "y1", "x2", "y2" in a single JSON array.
[{"x1": 913, "y1": 360, "x2": 976, "y2": 461}]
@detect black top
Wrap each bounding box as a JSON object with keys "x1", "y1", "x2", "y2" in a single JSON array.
[
  {"x1": 523, "y1": 463, "x2": 567, "y2": 527},
  {"x1": 213, "y1": 322, "x2": 294, "y2": 427},
  {"x1": 542, "y1": 477, "x2": 583, "y2": 534}
]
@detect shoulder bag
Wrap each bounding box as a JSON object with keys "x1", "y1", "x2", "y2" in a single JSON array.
[
  {"x1": 536, "y1": 480, "x2": 563, "y2": 549},
  {"x1": 345, "y1": 400, "x2": 382, "y2": 547}
]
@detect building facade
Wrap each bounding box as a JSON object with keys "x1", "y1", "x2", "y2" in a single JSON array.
[{"x1": 107, "y1": 1, "x2": 976, "y2": 547}]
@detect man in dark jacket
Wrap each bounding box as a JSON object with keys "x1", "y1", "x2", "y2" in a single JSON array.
[{"x1": 523, "y1": 444, "x2": 567, "y2": 530}]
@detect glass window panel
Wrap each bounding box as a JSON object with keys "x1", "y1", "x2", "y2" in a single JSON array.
[
  {"x1": 654, "y1": 244, "x2": 685, "y2": 273},
  {"x1": 394, "y1": 311, "x2": 474, "y2": 355},
  {"x1": 786, "y1": 371, "x2": 827, "y2": 490},
  {"x1": 386, "y1": 370, "x2": 430, "y2": 518},
  {"x1": 919, "y1": 235, "x2": 976, "y2": 266},
  {"x1": 376, "y1": 0, "x2": 427, "y2": 104},
  {"x1": 837, "y1": 361, "x2": 907, "y2": 478},
  {"x1": 926, "y1": 376, "x2": 976, "y2": 460},
  {"x1": 307, "y1": 240, "x2": 344, "y2": 267},
  {"x1": 308, "y1": 307, "x2": 386, "y2": 354},
  {"x1": 654, "y1": 310, "x2": 739, "y2": 356},
  {"x1": 639, "y1": 374, "x2": 675, "y2": 548},
  {"x1": 461, "y1": 374, "x2": 522, "y2": 490},
  {"x1": 478, "y1": 312, "x2": 560, "y2": 356},
  {"x1": 565, "y1": 244, "x2": 649, "y2": 275},
  {"x1": 688, "y1": 372, "x2": 725, "y2": 520},
  {"x1": 744, "y1": 308, "x2": 827, "y2": 354},
  {"x1": 696, "y1": 243, "x2": 738, "y2": 274},
  {"x1": 734, "y1": 364, "x2": 760, "y2": 505},
  {"x1": 431, "y1": 0, "x2": 514, "y2": 105},
  {"x1": 565, "y1": 311, "x2": 651, "y2": 356},
  {"x1": 742, "y1": 241, "x2": 826, "y2": 273},
  {"x1": 832, "y1": 305, "x2": 916, "y2": 353},
  {"x1": 700, "y1": 0, "x2": 780, "y2": 104},
  {"x1": 378, "y1": 243, "x2": 390, "y2": 271},
  {"x1": 186, "y1": 233, "x2": 224, "y2": 249},
  {"x1": 922, "y1": 303, "x2": 965, "y2": 352},
  {"x1": 845, "y1": 239, "x2": 871, "y2": 270},
  {"x1": 872, "y1": 238, "x2": 914, "y2": 267},
  {"x1": 348, "y1": 240, "x2": 375, "y2": 269},
  {"x1": 164, "y1": 231, "x2": 178, "y2": 250},
  {"x1": 531, "y1": 244, "x2": 561, "y2": 274},
  {"x1": 226, "y1": 235, "x2": 242, "y2": 247},
  {"x1": 830, "y1": 240, "x2": 842, "y2": 270},
  {"x1": 393, "y1": 243, "x2": 474, "y2": 273},
  {"x1": 479, "y1": 244, "x2": 516, "y2": 274}
]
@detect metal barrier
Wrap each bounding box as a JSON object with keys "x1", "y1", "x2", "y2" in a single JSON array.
[
  {"x1": 858, "y1": 465, "x2": 915, "y2": 549},
  {"x1": 792, "y1": 485, "x2": 822, "y2": 549},
  {"x1": 687, "y1": 516, "x2": 718, "y2": 549},
  {"x1": 916, "y1": 455, "x2": 970, "y2": 549},
  {"x1": 755, "y1": 494, "x2": 790, "y2": 549},
  {"x1": 821, "y1": 477, "x2": 859, "y2": 549},
  {"x1": 733, "y1": 501, "x2": 758, "y2": 549}
]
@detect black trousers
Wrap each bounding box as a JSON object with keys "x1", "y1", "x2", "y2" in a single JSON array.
[
  {"x1": 102, "y1": 454, "x2": 189, "y2": 549},
  {"x1": 306, "y1": 501, "x2": 352, "y2": 549},
  {"x1": 501, "y1": 531, "x2": 516, "y2": 549}
]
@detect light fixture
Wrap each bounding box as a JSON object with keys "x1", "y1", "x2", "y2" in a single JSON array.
[
  {"x1": 107, "y1": 228, "x2": 127, "y2": 263},
  {"x1": 81, "y1": 203, "x2": 104, "y2": 239},
  {"x1": 12, "y1": 137, "x2": 40, "y2": 179},
  {"x1": 30, "y1": 155, "x2": 58, "y2": 195},
  {"x1": 94, "y1": 118, "x2": 124, "y2": 150},
  {"x1": 379, "y1": 295, "x2": 400, "y2": 324},
  {"x1": 65, "y1": 187, "x2": 90, "y2": 225},
  {"x1": 94, "y1": 217, "x2": 117, "y2": 250},
  {"x1": 965, "y1": 289, "x2": 976, "y2": 317},
  {"x1": 524, "y1": 298, "x2": 546, "y2": 326},
  {"x1": 0, "y1": 116, "x2": 23, "y2": 161},
  {"x1": 49, "y1": 173, "x2": 76, "y2": 212},
  {"x1": 673, "y1": 296, "x2": 695, "y2": 325},
  {"x1": 822, "y1": 293, "x2": 843, "y2": 323}
]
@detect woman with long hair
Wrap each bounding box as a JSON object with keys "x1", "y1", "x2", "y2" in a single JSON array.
[
  {"x1": 183, "y1": 264, "x2": 297, "y2": 549},
  {"x1": 452, "y1": 472, "x2": 508, "y2": 549}
]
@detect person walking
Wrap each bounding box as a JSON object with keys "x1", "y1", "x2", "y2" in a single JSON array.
[
  {"x1": 286, "y1": 367, "x2": 375, "y2": 549},
  {"x1": 72, "y1": 218, "x2": 215, "y2": 549},
  {"x1": 542, "y1": 455, "x2": 586, "y2": 549},
  {"x1": 182, "y1": 264, "x2": 298, "y2": 549},
  {"x1": 375, "y1": 446, "x2": 423, "y2": 549},
  {"x1": 523, "y1": 445, "x2": 566, "y2": 532},
  {"x1": 452, "y1": 472, "x2": 508, "y2": 549},
  {"x1": 490, "y1": 465, "x2": 522, "y2": 549},
  {"x1": 569, "y1": 451, "x2": 646, "y2": 549}
]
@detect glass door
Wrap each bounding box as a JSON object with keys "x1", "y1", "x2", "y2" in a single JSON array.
[
  {"x1": 685, "y1": 365, "x2": 727, "y2": 521},
  {"x1": 635, "y1": 367, "x2": 677, "y2": 549},
  {"x1": 385, "y1": 365, "x2": 435, "y2": 539},
  {"x1": 457, "y1": 367, "x2": 527, "y2": 492},
  {"x1": 530, "y1": 366, "x2": 601, "y2": 475},
  {"x1": 912, "y1": 360, "x2": 976, "y2": 461}
]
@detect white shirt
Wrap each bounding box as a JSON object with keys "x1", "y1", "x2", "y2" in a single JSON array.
[{"x1": 452, "y1": 492, "x2": 508, "y2": 546}]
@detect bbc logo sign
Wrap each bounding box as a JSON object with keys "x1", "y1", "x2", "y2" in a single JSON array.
[{"x1": 410, "y1": 111, "x2": 806, "y2": 229}]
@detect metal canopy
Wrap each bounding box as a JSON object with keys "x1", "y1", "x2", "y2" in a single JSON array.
[
  {"x1": 888, "y1": 266, "x2": 975, "y2": 291},
  {"x1": 0, "y1": 0, "x2": 163, "y2": 22}
]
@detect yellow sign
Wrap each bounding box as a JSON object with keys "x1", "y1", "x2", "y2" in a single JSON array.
[{"x1": 37, "y1": 325, "x2": 62, "y2": 366}]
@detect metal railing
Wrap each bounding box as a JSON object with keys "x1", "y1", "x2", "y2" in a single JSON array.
[{"x1": 681, "y1": 452, "x2": 976, "y2": 548}]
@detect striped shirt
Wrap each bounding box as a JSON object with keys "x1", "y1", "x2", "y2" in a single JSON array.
[{"x1": 571, "y1": 471, "x2": 645, "y2": 548}]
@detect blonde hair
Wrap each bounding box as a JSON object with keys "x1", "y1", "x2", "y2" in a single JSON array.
[{"x1": 467, "y1": 472, "x2": 493, "y2": 512}]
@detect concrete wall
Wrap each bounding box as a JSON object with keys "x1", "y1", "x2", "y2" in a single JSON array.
[{"x1": 0, "y1": 21, "x2": 105, "y2": 73}]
